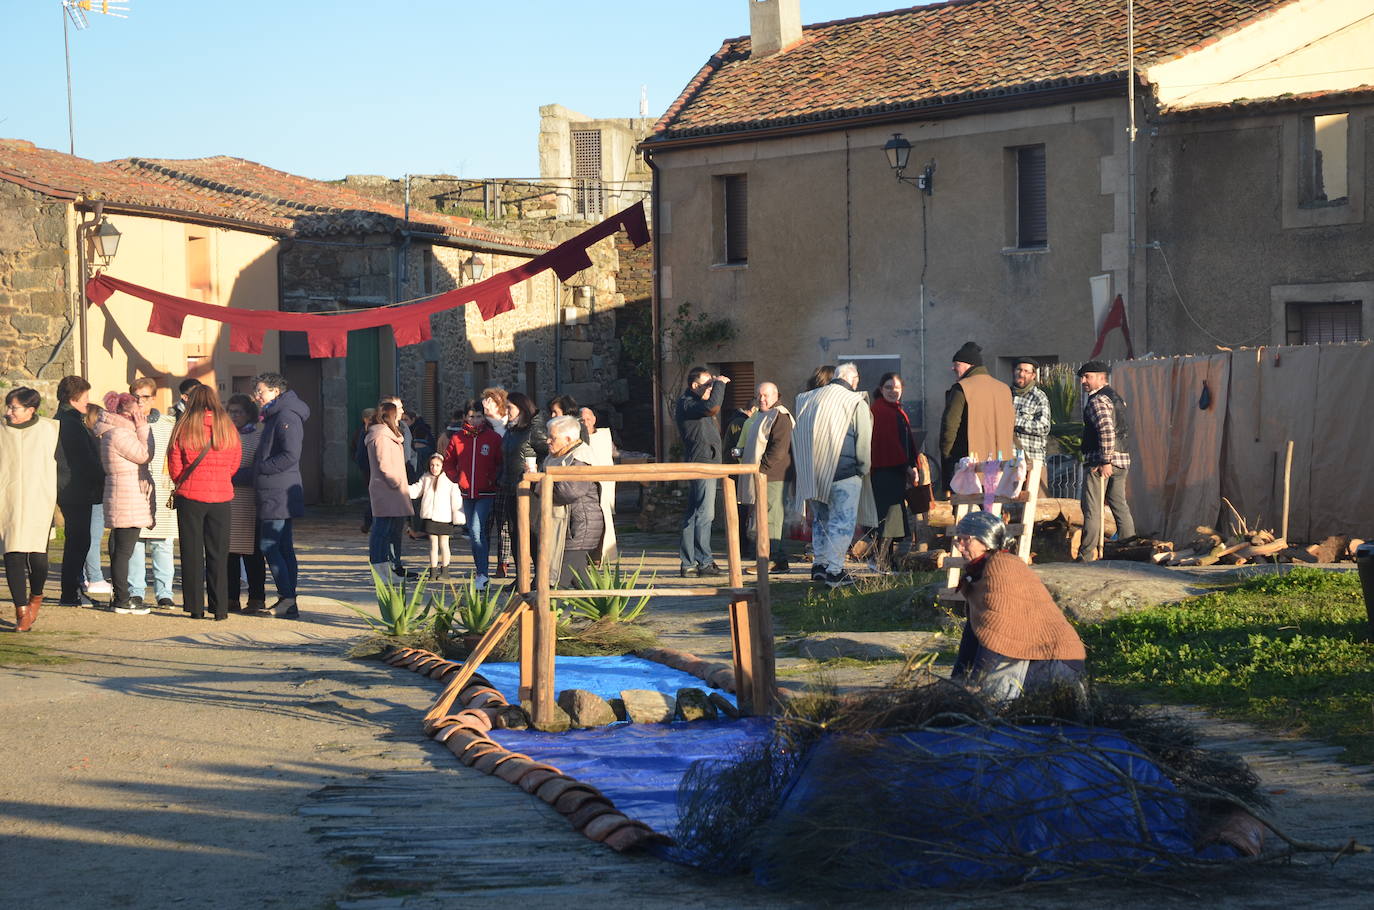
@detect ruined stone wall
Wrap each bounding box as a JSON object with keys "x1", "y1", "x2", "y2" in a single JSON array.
[{"x1": 0, "y1": 182, "x2": 73, "y2": 405}]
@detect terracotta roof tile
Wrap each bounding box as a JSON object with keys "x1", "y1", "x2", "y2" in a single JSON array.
[
  {"x1": 650, "y1": 0, "x2": 1297, "y2": 141},
  {"x1": 0, "y1": 139, "x2": 547, "y2": 251}
]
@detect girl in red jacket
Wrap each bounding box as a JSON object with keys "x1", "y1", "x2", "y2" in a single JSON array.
[
  {"x1": 168, "y1": 386, "x2": 242, "y2": 620},
  {"x1": 442, "y1": 399, "x2": 503, "y2": 588}
]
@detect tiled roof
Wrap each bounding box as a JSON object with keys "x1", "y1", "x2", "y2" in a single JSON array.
[
  {"x1": 650, "y1": 0, "x2": 1295, "y2": 142},
  {"x1": 0, "y1": 139, "x2": 548, "y2": 251},
  {"x1": 1156, "y1": 84, "x2": 1374, "y2": 118}
]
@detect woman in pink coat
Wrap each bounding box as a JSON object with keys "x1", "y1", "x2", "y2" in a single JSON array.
[
  {"x1": 365, "y1": 401, "x2": 413, "y2": 583},
  {"x1": 94, "y1": 392, "x2": 154, "y2": 615}
]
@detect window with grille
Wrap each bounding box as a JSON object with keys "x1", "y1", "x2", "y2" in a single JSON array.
[
  {"x1": 572, "y1": 129, "x2": 604, "y2": 217},
  {"x1": 1015, "y1": 145, "x2": 1047, "y2": 248},
  {"x1": 422, "y1": 361, "x2": 439, "y2": 431},
  {"x1": 1286, "y1": 301, "x2": 1362, "y2": 344},
  {"x1": 717, "y1": 175, "x2": 748, "y2": 265}
]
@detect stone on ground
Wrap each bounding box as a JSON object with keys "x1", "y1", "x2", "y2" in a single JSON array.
[
  {"x1": 557, "y1": 688, "x2": 617, "y2": 728},
  {"x1": 519, "y1": 698, "x2": 572, "y2": 732},
  {"x1": 673, "y1": 687, "x2": 717, "y2": 721},
  {"x1": 620, "y1": 689, "x2": 675, "y2": 724}
]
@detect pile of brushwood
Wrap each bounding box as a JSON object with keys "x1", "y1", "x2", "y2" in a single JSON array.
[{"x1": 674, "y1": 659, "x2": 1366, "y2": 893}]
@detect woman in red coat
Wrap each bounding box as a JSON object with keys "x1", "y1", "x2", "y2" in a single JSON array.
[{"x1": 168, "y1": 386, "x2": 242, "y2": 620}]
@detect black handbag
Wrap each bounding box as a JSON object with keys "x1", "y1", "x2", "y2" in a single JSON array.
[{"x1": 167, "y1": 428, "x2": 213, "y2": 509}]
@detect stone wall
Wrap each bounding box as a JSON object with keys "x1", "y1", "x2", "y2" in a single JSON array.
[{"x1": 0, "y1": 182, "x2": 74, "y2": 406}]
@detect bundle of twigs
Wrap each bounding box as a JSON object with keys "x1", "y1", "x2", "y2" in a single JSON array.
[{"x1": 674, "y1": 661, "x2": 1366, "y2": 893}]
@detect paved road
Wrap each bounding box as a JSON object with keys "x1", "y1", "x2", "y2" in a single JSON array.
[{"x1": 1, "y1": 509, "x2": 1369, "y2": 908}]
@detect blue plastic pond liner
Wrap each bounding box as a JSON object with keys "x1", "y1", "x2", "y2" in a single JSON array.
[
  {"x1": 491, "y1": 716, "x2": 774, "y2": 863},
  {"x1": 471, "y1": 655, "x2": 736, "y2": 708},
  {"x1": 753, "y1": 724, "x2": 1239, "y2": 889}
]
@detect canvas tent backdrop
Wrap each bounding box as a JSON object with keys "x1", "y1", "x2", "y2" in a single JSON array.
[{"x1": 1109, "y1": 342, "x2": 1371, "y2": 544}]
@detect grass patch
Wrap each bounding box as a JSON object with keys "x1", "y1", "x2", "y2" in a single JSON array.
[
  {"x1": 1082, "y1": 568, "x2": 1374, "y2": 763},
  {"x1": 770, "y1": 571, "x2": 945, "y2": 635},
  {"x1": 0, "y1": 634, "x2": 75, "y2": 667}
]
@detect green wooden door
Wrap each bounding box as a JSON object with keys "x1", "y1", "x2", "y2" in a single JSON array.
[{"x1": 346, "y1": 327, "x2": 381, "y2": 499}]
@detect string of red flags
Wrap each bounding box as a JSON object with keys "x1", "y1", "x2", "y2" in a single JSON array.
[
  {"x1": 1089, "y1": 294, "x2": 1136, "y2": 360},
  {"x1": 85, "y1": 201, "x2": 650, "y2": 359}
]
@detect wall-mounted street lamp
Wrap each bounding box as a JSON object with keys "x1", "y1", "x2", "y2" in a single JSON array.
[
  {"x1": 461, "y1": 253, "x2": 486, "y2": 283},
  {"x1": 91, "y1": 216, "x2": 121, "y2": 264},
  {"x1": 883, "y1": 133, "x2": 934, "y2": 194}
]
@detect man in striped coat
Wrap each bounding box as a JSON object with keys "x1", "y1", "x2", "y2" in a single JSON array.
[{"x1": 791, "y1": 363, "x2": 875, "y2": 588}]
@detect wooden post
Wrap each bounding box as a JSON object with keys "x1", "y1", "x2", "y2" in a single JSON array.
[
  {"x1": 1280, "y1": 440, "x2": 1294, "y2": 542},
  {"x1": 721, "y1": 475, "x2": 755, "y2": 715},
  {"x1": 751, "y1": 471, "x2": 777, "y2": 713},
  {"x1": 1016, "y1": 459, "x2": 1043, "y2": 564},
  {"x1": 531, "y1": 473, "x2": 556, "y2": 728},
  {"x1": 517, "y1": 479, "x2": 534, "y2": 703},
  {"x1": 1096, "y1": 467, "x2": 1108, "y2": 560}
]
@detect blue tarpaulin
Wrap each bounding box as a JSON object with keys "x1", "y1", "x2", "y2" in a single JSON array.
[{"x1": 473, "y1": 655, "x2": 735, "y2": 708}]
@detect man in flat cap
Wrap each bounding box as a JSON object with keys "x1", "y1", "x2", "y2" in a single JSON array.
[
  {"x1": 938, "y1": 341, "x2": 1014, "y2": 494},
  {"x1": 1078, "y1": 360, "x2": 1135, "y2": 560}
]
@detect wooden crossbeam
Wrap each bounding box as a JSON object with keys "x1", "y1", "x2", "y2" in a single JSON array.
[{"x1": 423, "y1": 596, "x2": 532, "y2": 729}]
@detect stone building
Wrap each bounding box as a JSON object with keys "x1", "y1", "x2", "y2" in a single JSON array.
[
  {"x1": 642, "y1": 0, "x2": 1374, "y2": 451},
  {"x1": 0, "y1": 140, "x2": 578, "y2": 504}
]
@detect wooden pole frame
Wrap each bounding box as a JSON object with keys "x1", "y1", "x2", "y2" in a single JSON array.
[{"x1": 426, "y1": 462, "x2": 779, "y2": 732}]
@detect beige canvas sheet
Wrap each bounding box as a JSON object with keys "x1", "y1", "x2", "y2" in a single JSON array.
[
  {"x1": 1220, "y1": 346, "x2": 1320, "y2": 541},
  {"x1": 1115, "y1": 354, "x2": 1230, "y2": 544},
  {"x1": 1307, "y1": 342, "x2": 1374, "y2": 539}
]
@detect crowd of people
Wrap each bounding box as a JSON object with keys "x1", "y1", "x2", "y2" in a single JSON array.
[
  {"x1": 1, "y1": 372, "x2": 307, "y2": 631},
  {"x1": 674, "y1": 341, "x2": 1129, "y2": 700}
]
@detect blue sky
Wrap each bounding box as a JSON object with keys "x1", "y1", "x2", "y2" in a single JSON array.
[{"x1": 3, "y1": 1, "x2": 913, "y2": 180}]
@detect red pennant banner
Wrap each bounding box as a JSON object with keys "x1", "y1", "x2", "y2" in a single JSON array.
[
  {"x1": 1089, "y1": 294, "x2": 1136, "y2": 359},
  {"x1": 84, "y1": 201, "x2": 652, "y2": 360}
]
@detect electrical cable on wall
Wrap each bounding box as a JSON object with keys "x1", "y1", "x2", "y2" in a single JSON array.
[{"x1": 1153, "y1": 242, "x2": 1275, "y2": 348}]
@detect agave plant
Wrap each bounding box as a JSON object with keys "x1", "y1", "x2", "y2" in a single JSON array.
[
  {"x1": 563, "y1": 557, "x2": 654, "y2": 623},
  {"x1": 454, "y1": 576, "x2": 507, "y2": 635},
  {"x1": 340, "y1": 566, "x2": 433, "y2": 636},
  {"x1": 1041, "y1": 363, "x2": 1084, "y2": 460}
]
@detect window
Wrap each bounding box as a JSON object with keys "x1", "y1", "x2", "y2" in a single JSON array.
[
  {"x1": 1013, "y1": 145, "x2": 1047, "y2": 248},
  {"x1": 524, "y1": 361, "x2": 538, "y2": 402},
  {"x1": 572, "y1": 129, "x2": 604, "y2": 217},
  {"x1": 1286, "y1": 301, "x2": 1362, "y2": 344},
  {"x1": 1300, "y1": 113, "x2": 1349, "y2": 206},
  {"x1": 187, "y1": 233, "x2": 211, "y2": 300},
  {"x1": 422, "y1": 361, "x2": 439, "y2": 431},
  {"x1": 717, "y1": 175, "x2": 748, "y2": 265},
  {"x1": 711, "y1": 361, "x2": 755, "y2": 413},
  {"x1": 472, "y1": 360, "x2": 490, "y2": 393},
  {"x1": 422, "y1": 249, "x2": 434, "y2": 295}
]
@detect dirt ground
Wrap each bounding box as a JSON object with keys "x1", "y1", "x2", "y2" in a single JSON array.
[{"x1": 1, "y1": 511, "x2": 1370, "y2": 909}]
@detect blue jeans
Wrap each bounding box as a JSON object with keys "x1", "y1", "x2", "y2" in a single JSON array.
[
  {"x1": 85, "y1": 508, "x2": 105, "y2": 584},
  {"x1": 679, "y1": 477, "x2": 717, "y2": 569},
  {"x1": 128, "y1": 537, "x2": 175, "y2": 601},
  {"x1": 259, "y1": 518, "x2": 297, "y2": 598},
  {"x1": 462, "y1": 496, "x2": 495, "y2": 578},
  {"x1": 810, "y1": 475, "x2": 861, "y2": 574},
  {"x1": 368, "y1": 516, "x2": 405, "y2": 567}
]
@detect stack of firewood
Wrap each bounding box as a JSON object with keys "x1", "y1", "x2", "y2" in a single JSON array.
[{"x1": 1102, "y1": 528, "x2": 1366, "y2": 567}]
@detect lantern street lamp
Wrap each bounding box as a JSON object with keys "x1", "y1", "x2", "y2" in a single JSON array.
[
  {"x1": 462, "y1": 253, "x2": 485, "y2": 283},
  {"x1": 883, "y1": 133, "x2": 934, "y2": 194}
]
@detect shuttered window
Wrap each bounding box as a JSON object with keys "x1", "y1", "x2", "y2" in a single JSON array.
[
  {"x1": 722, "y1": 175, "x2": 748, "y2": 264},
  {"x1": 1016, "y1": 145, "x2": 1047, "y2": 249},
  {"x1": 422, "y1": 361, "x2": 439, "y2": 431},
  {"x1": 572, "y1": 129, "x2": 604, "y2": 217},
  {"x1": 714, "y1": 361, "x2": 756, "y2": 412},
  {"x1": 1286, "y1": 301, "x2": 1362, "y2": 344}
]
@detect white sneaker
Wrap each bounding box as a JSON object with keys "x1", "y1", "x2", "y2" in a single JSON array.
[
  {"x1": 130, "y1": 604, "x2": 152, "y2": 615},
  {"x1": 86, "y1": 580, "x2": 113, "y2": 596},
  {"x1": 474, "y1": 574, "x2": 490, "y2": 590},
  {"x1": 112, "y1": 602, "x2": 135, "y2": 614}
]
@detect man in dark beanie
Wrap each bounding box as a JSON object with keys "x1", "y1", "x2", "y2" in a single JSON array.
[{"x1": 938, "y1": 341, "x2": 1013, "y2": 494}]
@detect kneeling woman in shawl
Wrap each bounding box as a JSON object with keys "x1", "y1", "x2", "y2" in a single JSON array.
[
  {"x1": 951, "y1": 511, "x2": 1085, "y2": 702},
  {"x1": 542, "y1": 415, "x2": 607, "y2": 588}
]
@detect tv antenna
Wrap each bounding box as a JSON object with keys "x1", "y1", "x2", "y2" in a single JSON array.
[{"x1": 62, "y1": 1, "x2": 131, "y2": 155}]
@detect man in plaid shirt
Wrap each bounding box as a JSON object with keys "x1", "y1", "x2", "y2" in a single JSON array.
[
  {"x1": 1078, "y1": 360, "x2": 1135, "y2": 560},
  {"x1": 1012, "y1": 358, "x2": 1050, "y2": 463}
]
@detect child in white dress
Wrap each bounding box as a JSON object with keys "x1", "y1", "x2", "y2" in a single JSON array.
[{"x1": 408, "y1": 453, "x2": 465, "y2": 579}]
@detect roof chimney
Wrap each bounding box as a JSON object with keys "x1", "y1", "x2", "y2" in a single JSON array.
[{"x1": 749, "y1": 0, "x2": 801, "y2": 59}]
